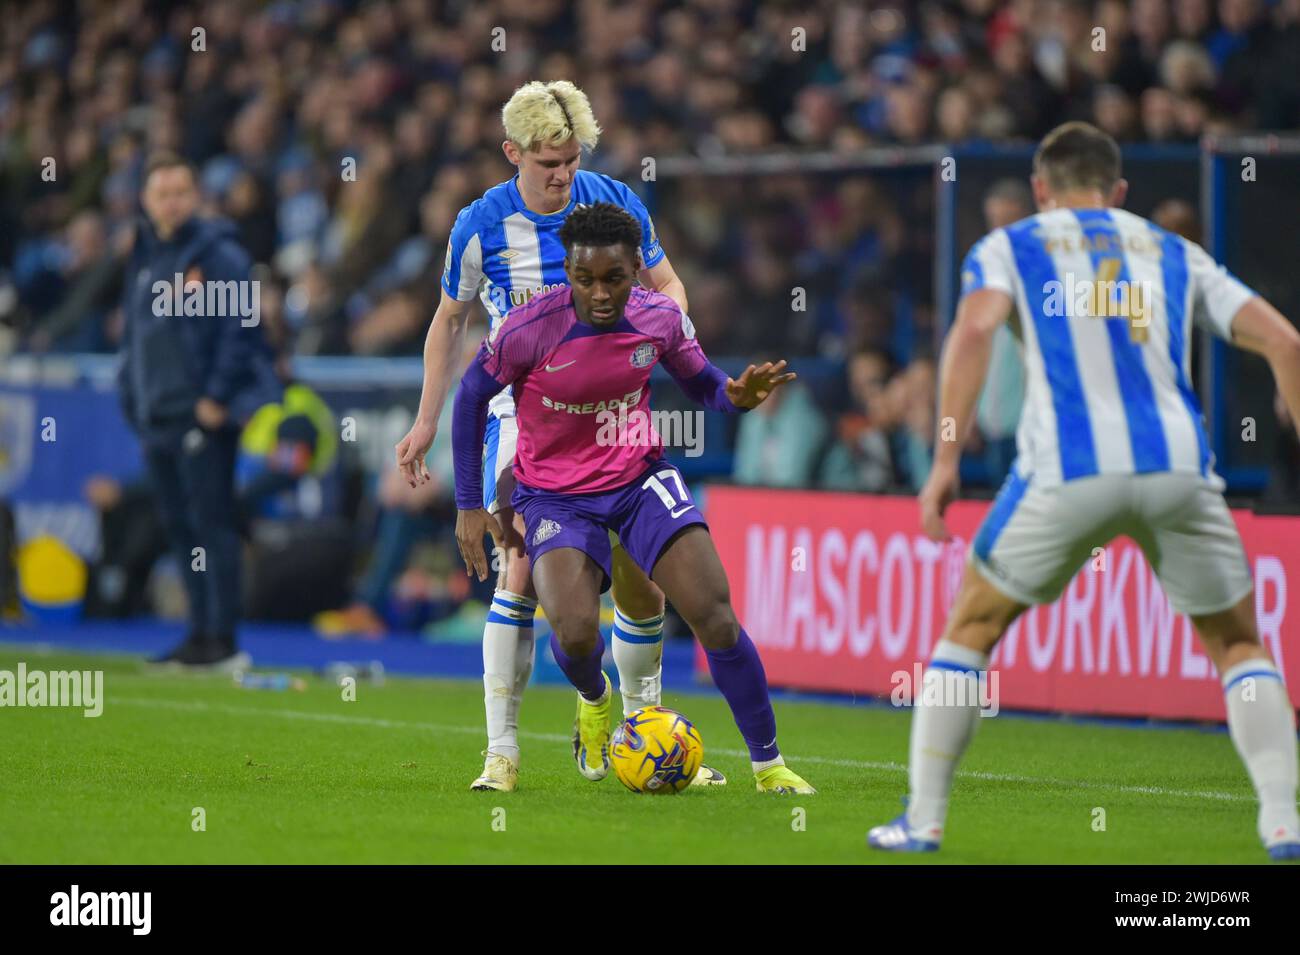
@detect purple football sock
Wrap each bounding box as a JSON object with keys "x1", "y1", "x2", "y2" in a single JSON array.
[
  {"x1": 704, "y1": 628, "x2": 780, "y2": 763},
  {"x1": 550, "y1": 632, "x2": 608, "y2": 702}
]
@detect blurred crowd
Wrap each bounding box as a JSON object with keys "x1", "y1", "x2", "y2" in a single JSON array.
[
  {"x1": 4, "y1": 0, "x2": 1299, "y2": 633},
  {"x1": 5, "y1": 0, "x2": 1299, "y2": 360},
  {"x1": 727, "y1": 174, "x2": 1039, "y2": 496}
]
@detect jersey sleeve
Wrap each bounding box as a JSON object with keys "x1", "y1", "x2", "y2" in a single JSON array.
[
  {"x1": 658, "y1": 305, "x2": 741, "y2": 413},
  {"x1": 1184, "y1": 240, "x2": 1256, "y2": 341},
  {"x1": 441, "y1": 205, "x2": 485, "y2": 302},
  {"x1": 477, "y1": 306, "x2": 539, "y2": 386},
  {"x1": 960, "y1": 230, "x2": 1016, "y2": 298},
  {"x1": 614, "y1": 181, "x2": 665, "y2": 270},
  {"x1": 657, "y1": 305, "x2": 709, "y2": 380}
]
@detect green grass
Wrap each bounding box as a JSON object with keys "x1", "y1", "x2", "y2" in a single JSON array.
[{"x1": 0, "y1": 644, "x2": 1271, "y2": 864}]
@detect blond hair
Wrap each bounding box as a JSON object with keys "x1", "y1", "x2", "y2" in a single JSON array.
[{"x1": 501, "y1": 80, "x2": 601, "y2": 152}]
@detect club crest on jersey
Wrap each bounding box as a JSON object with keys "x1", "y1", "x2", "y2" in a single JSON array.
[
  {"x1": 533, "y1": 519, "x2": 562, "y2": 546},
  {"x1": 630, "y1": 343, "x2": 658, "y2": 368}
]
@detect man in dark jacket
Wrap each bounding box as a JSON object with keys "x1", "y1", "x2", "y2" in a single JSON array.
[{"x1": 120, "y1": 153, "x2": 281, "y2": 667}]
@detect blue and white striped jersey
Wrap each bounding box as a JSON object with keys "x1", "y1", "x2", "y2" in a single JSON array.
[
  {"x1": 961, "y1": 207, "x2": 1256, "y2": 488},
  {"x1": 442, "y1": 169, "x2": 664, "y2": 417}
]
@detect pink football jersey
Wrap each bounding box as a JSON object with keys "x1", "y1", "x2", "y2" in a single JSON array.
[{"x1": 476, "y1": 285, "x2": 710, "y2": 493}]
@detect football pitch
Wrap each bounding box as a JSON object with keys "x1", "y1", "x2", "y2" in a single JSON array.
[{"x1": 0, "y1": 645, "x2": 1272, "y2": 864}]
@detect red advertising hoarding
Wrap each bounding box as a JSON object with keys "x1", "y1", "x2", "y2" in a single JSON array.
[{"x1": 702, "y1": 487, "x2": 1298, "y2": 721}]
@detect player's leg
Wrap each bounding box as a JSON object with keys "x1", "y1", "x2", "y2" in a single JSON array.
[
  {"x1": 609, "y1": 538, "x2": 666, "y2": 715},
  {"x1": 646, "y1": 524, "x2": 814, "y2": 793},
  {"x1": 1135, "y1": 476, "x2": 1299, "y2": 858},
  {"x1": 472, "y1": 414, "x2": 536, "y2": 792},
  {"x1": 532, "y1": 545, "x2": 616, "y2": 780},
  {"x1": 869, "y1": 562, "x2": 1027, "y2": 851},
  {"x1": 606, "y1": 533, "x2": 727, "y2": 786},
  {"x1": 514, "y1": 485, "x2": 618, "y2": 781},
  {"x1": 532, "y1": 547, "x2": 607, "y2": 691},
  {"x1": 610, "y1": 462, "x2": 811, "y2": 792},
  {"x1": 871, "y1": 472, "x2": 1115, "y2": 852},
  {"x1": 1195, "y1": 596, "x2": 1300, "y2": 858}
]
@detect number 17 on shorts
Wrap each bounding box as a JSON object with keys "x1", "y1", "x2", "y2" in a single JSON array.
[
  {"x1": 642, "y1": 468, "x2": 695, "y2": 519},
  {"x1": 616, "y1": 463, "x2": 709, "y2": 576}
]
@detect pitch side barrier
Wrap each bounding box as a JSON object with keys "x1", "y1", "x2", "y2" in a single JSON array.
[{"x1": 699, "y1": 485, "x2": 1298, "y2": 721}]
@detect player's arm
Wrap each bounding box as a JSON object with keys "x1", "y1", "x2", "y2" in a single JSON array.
[
  {"x1": 641, "y1": 254, "x2": 688, "y2": 314},
  {"x1": 1229, "y1": 297, "x2": 1300, "y2": 439},
  {"x1": 1187, "y1": 240, "x2": 1300, "y2": 441},
  {"x1": 659, "y1": 305, "x2": 794, "y2": 411},
  {"x1": 450, "y1": 310, "x2": 534, "y2": 582},
  {"x1": 450, "y1": 356, "x2": 508, "y2": 581},
  {"x1": 623, "y1": 184, "x2": 687, "y2": 312},
  {"x1": 669, "y1": 359, "x2": 797, "y2": 412},
  {"x1": 395, "y1": 290, "x2": 476, "y2": 487},
  {"x1": 923, "y1": 288, "x2": 1014, "y2": 541}
]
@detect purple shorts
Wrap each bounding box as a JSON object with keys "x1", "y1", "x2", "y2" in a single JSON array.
[{"x1": 511, "y1": 462, "x2": 708, "y2": 592}]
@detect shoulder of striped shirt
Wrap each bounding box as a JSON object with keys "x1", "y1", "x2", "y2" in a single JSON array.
[
  {"x1": 573, "y1": 168, "x2": 621, "y2": 193},
  {"x1": 972, "y1": 224, "x2": 1014, "y2": 256},
  {"x1": 455, "y1": 181, "x2": 516, "y2": 232},
  {"x1": 578, "y1": 170, "x2": 650, "y2": 211}
]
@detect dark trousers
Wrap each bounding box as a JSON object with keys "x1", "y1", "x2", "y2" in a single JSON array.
[
  {"x1": 143, "y1": 425, "x2": 241, "y2": 642},
  {"x1": 86, "y1": 483, "x2": 168, "y2": 618}
]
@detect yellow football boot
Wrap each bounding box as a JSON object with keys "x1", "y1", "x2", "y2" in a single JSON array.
[
  {"x1": 754, "y1": 764, "x2": 816, "y2": 794},
  {"x1": 571, "y1": 672, "x2": 613, "y2": 781}
]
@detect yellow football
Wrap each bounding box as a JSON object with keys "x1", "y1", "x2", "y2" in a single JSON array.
[{"x1": 609, "y1": 705, "x2": 704, "y2": 794}]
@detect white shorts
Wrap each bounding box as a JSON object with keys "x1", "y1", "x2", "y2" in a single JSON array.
[
  {"x1": 481, "y1": 412, "x2": 518, "y2": 515},
  {"x1": 971, "y1": 471, "x2": 1253, "y2": 616}
]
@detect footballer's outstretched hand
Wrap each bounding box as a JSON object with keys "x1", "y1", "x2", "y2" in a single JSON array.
[
  {"x1": 726, "y1": 360, "x2": 797, "y2": 409},
  {"x1": 456, "y1": 508, "x2": 505, "y2": 582},
  {"x1": 919, "y1": 461, "x2": 960, "y2": 542},
  {"x1": 395, "y1": 418, "x2": 436, "y2": 488}
]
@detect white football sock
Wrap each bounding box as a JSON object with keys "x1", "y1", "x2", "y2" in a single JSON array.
[
  {"x1": 509, "y1": 616, "x2": 535, "y2": 752},
  {"x1": 611, "y1": 607, "x2": 664, "y2": 717},
  {"x1": 483, "y1": 590, "x2": 537, "y2": 764},
  {"x1": 907, "y1": 640, "x2": 989, "y2": 837},
  {"x1": 752, "y1": 755, "x2": 786, "y2": 774},
  {"x1": 1221, "y1": 659, "x2": 1300, "y2": 844}
]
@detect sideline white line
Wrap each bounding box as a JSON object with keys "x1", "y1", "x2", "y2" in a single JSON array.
[{"x1": 114, "y1": 695, "x2": 1254, "y2": 803}]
